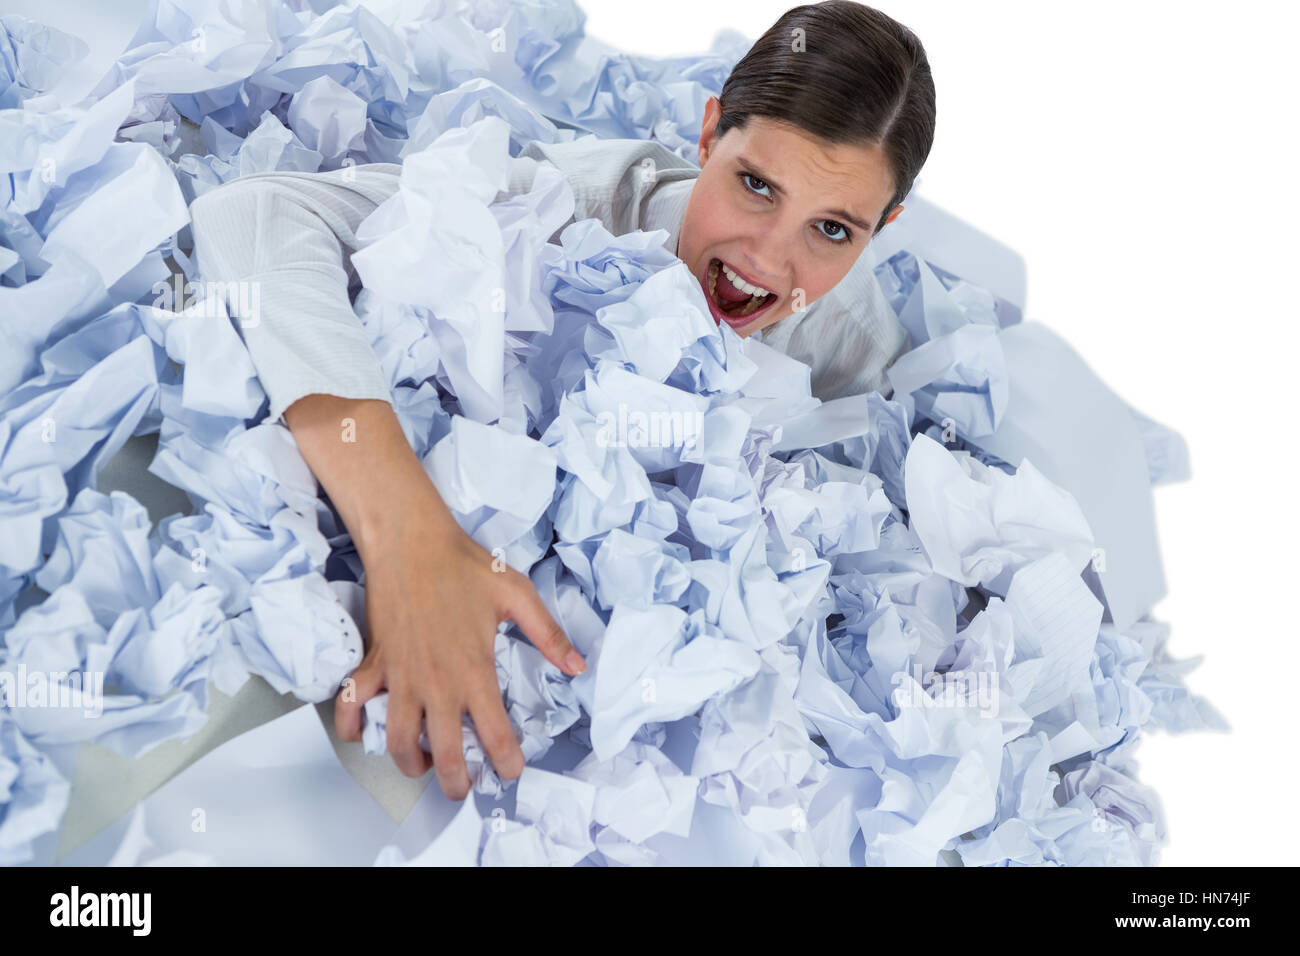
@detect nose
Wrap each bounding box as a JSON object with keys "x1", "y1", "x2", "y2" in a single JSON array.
[{"x1": 735, "y1": 223, "x2": 792, "y2": 293}]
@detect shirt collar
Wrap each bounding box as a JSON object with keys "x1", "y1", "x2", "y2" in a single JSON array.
[{"x1": 645, "y1": 177, "x2": 695, "y2": 257}]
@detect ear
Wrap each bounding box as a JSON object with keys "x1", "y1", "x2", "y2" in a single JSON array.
[
  {"x1": 698, "y1": 96, "x2": 722, "y2": 167},
  {"x1": 884, "y1": 204, "x2": 903, "y2": 226}
]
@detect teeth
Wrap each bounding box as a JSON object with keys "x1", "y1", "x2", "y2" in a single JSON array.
[
  {"x1": 708, "y1": 259, "x2": 772, "y2": 321},
  {"x1": 721, "y1": 261, "x2": 770, "y2": 297}
]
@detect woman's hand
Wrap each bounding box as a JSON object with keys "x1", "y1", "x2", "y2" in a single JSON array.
[
  {"x1": 282, "y1": 394, "x2": 584, "y2": 800},
  {"x1": 338, "y1": 504, "x2": 584, "y2": 797}
]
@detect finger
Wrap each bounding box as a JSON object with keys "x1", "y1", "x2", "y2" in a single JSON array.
[
  {"x1": 386, "y1": 688, "x2": 433, "y2": 778},
  {"x1": 334, "y1": 657, "x2": 387, "y2": 743},
  {"x1": 505, "y1": 574, "x2": 585, "y2": 676},
  {"x1": 427, "y1": 703, "x2": 471, "y2": 801},
  {"x1": 466, "y1": 681, "x2": 524, "y2": 782}
]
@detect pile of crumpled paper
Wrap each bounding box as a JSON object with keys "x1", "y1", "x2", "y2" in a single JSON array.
[{"x1": 0, "y1": 0, "x2": 1225, "y2": 866}]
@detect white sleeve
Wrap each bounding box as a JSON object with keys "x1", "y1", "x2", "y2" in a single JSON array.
[
  {"x1": 518, "y1": 137, "x2": 698, "y2": 237},
  {"x1": 188, "y1": 163, "x2": 402, "y2": 424},
  {"x1": 187, "y1": 139, "x2": 689, "y2": 424}
]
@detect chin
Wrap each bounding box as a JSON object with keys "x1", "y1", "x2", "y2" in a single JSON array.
[{"x1": 734, "y1": 308, "x2": 787, "y2": 337}]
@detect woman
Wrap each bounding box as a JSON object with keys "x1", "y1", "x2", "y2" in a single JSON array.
[{"x1": 188, "y1": 0, "x2": 935, "y2": 801}]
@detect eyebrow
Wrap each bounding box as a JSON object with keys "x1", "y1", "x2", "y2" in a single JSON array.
[{"x1": 736, "y1": 154, "x2": 875, "y2": 235}]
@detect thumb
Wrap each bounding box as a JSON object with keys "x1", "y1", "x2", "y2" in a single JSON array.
[
  {"x1": 505, "y1": 576, "x2": 585, "y2": 676},
  {"x1": 335, "y1": 655, "x2": 386, "y2": 742}
]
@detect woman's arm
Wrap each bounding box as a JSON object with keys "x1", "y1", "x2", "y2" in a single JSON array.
[
  {"x1": 188, "y1": 166, "x2": 401, "y2": 422},
  {"x1": 190, "y1": 170, "x2": 585, "y2": 798},
  {"x1": 284, "y1": 393, "x2": 584, "y2": 798}
]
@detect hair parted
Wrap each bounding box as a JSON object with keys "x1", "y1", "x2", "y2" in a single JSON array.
[{"x1": 716, "y1": 1, "x2": 936, "y2": 236}]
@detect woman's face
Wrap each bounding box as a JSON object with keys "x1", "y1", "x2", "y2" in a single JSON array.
[{"x1": 676, "y1": 96, "x2": 901, "y2": 337}]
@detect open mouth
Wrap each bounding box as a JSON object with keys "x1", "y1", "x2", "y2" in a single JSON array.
[{"x1": 703, "y1": 257, "x2": 779, "y2": 329}]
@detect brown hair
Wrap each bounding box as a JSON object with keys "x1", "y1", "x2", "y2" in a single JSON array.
[{"x1": 715, "y1": 1, "x2": 936, "y2": 236}]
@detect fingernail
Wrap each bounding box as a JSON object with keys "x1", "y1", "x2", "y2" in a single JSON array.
[{"x1": 565, "y1": 650, "x2": 586, "y2": 674}]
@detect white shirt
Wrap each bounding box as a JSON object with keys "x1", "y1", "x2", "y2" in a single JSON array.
[{"x1": 188, "y1": 137, "x2": 909, "y2": 423}]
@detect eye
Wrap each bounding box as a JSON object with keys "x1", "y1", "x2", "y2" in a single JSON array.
[
  {"x1": 738, "y1": 171, "x2": 771, "y2": 198},
  {"x1": 737, "y1": 172, "x2": 853, "y2": 245},
  {"x1": 815, "y1": 220, "x2": 853, "y2": 244}
]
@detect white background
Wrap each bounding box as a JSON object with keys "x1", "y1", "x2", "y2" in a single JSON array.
[
  {"x1": 5, "y1": 0, "x2": 1296, "y2": 866},
  {"x1": 577, "y1": 0, "x2": 1297, "y2": 866}
]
